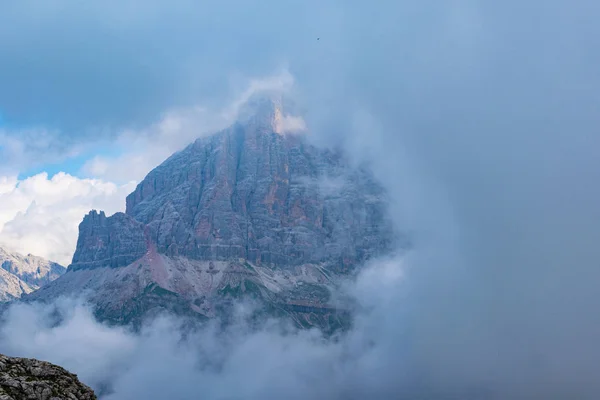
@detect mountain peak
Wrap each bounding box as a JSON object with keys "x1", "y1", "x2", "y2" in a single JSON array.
[
  {"x1": 29, "y1": 110, "x2": 395, "y2": 327},
  {"x1": 237, "y1": 94, "x2": 304, "y2": 136},
  {"x1": 0, "y1": 246, "x2": 66, "y2": 301}
]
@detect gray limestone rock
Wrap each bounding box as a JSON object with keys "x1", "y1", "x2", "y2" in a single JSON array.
[
  {"x1": 122, "y1": 100, "x2": 391, "y2": 272},
  {"x1": 0, "y1": 248, "x2": 65, "y2": 301},
  {"x1": 0, "y1": 354, "x2": 96, "y2": 400},
  {"x1": 27, "y1": 99, "x2": 398, "y2": 327},
  {"x1": 69, "y1": 211, "x2": 147, "y2": 271}
]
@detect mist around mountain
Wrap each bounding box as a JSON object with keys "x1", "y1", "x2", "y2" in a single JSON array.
[
  {"x1": 1, "y1": 0, "x2": 600, "y2": 399},
  {"x1": 25, "y1": 98, "x2": 397, "y2": 333},
  {"x1": 1, "y1": 98, "x2": 409, "y2": 399}
]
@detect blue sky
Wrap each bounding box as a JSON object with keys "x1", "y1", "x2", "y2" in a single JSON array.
[{"x1": 16, "y1": 146, "x2": 123, "y2": 180}]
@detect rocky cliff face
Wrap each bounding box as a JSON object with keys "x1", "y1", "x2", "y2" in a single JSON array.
[
  {"x1": 0, "y1": 248, "x2": 65, "y2": 301},
  {"x1": 0, "y1": 269, "x2": 34, "y2": 302},
  {"x1": 28, "y1": 99, "x2": 396, "y2": 328},
  {"x1": 124, "y1": 111, "x2": 390, "y2": 271},
  {"x1": 0, "y1": 354, "x2": 96, "y2": 400},
  {"x1": 70, "y1": 211, "x2": 147, "y2": 271}
]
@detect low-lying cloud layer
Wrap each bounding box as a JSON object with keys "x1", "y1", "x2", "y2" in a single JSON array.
[{"x1": 0, "y1": 258, "x2": 416, "y2": 400}]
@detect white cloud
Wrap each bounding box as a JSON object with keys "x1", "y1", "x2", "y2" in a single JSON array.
[
  {"x1": 0, "y1": 255, "x2": 409, "y2": 400},
  {"x1": 0, "y1": 298, "x2": 137, "y2": 391},
  {"x1": 279, "y1": 114, "x2": 307, "y2": 134},
  {"x1": 81, "y1": 69, "x2": 300, "y2": 183},
  {"x1": 0, "y1": 172, "x2": 135, "y2": 265},
  {"x1": 0, "y1": 176, "x2": 17, "y2": 195}
]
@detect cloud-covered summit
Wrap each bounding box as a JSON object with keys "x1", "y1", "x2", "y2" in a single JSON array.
[{"x1": 1, "y1": 0, "x2": 600, "y2": 398}]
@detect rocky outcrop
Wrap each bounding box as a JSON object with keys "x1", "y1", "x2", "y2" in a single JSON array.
[
  {"x1": 70, "y1": 211, "x2": 147, "y2": 271},
  {"x1": 0, "y1": 248, "x2": 65, "y2": 301},
  {"x1": 0, "y1": 354, "x2": 96, "y2": 400}
]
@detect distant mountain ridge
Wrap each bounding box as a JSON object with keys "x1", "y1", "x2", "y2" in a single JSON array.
[
  {"x1": 28, "y1": 98, "x2": 397, "y2": 328},
  {"x1": 0, "y1": 247, "x2": 65, "y2": 301}
]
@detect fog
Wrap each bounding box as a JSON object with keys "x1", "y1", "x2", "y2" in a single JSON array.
[
  {"x1": 0, "y1": 261, "x2": 407, "y2": 399},
  {"x1": 2, "y1": 0, "x2": 600, "y2": 399}
]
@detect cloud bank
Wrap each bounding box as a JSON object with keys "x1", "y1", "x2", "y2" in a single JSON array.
[
  {"x1": 0, "y1": 173, "x2": 135, "y2": 265},
  {"x1": 0, "y1": 258, "x2": 413, "y2": 400}
]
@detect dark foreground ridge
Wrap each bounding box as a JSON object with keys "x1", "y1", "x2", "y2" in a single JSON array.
[{"x1": 0, "y1": 354, "x2": 96, "y2": 400}]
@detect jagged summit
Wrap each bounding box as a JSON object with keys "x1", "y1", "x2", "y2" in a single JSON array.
[
  {"x1": 236, "y1": 94, "x2": 304, "y2": 135},
  {"x1": 237, "y1": 94, "x2": 283, "y2": 121},
  {"x1": 28, "y1": 104, "x2": 395, "y2": 327},
  {"x1": 70, "y1": 210, "x2": 146, "y2": 270}
]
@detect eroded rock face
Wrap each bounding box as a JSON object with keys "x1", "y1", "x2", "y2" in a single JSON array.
[
  {"x1": 0, "y1": 354, "x2": 96, "y2": 400},
  {"x1": 0, "y1": 248, "x2": 65, "y2": 301},
  {"x1": 0, "y1": 268, "x2": 35, "y2": 302},
  {"x1": 29, "y1": 99, "x2": 397, "y2": 326},
  {"x1": 70, "y1": 211, "x2": 147, "y2": 271},
  {"x1": 94, "y1": 100, "x2": 392, "y2": 273}
]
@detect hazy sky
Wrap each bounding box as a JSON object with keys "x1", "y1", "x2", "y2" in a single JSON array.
[{"x1": 1, "y1": 1, "x2": 600, "y2": 399}]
